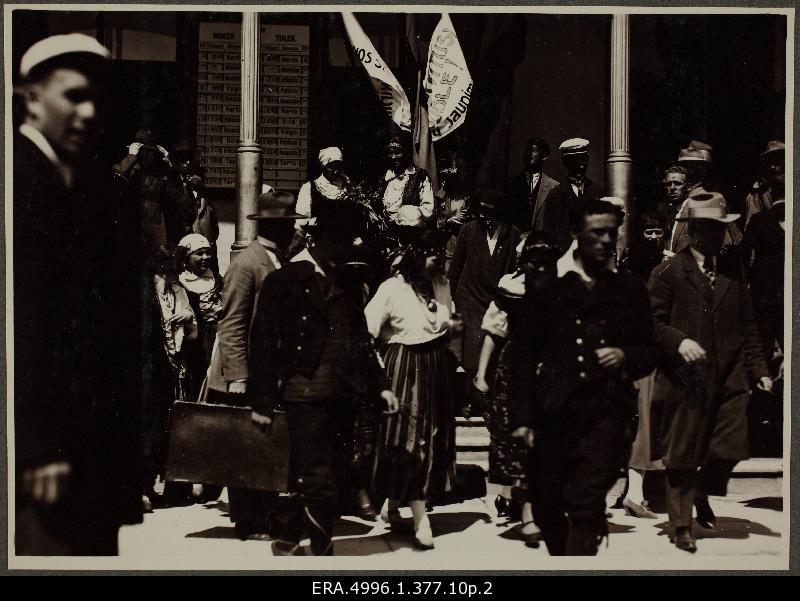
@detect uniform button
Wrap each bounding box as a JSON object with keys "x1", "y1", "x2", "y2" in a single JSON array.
[
  {"x1": 579, "y1": 372, "x2": 587, "y2": 379},
  {"x1": 296, "y1": 345, "x2": 302, "y2": 351},
  {"x1": 300, "y1": 332, "x2": 305, "y2": 337},
  {"x1": 576, "y1": 319, "x2": 582, "y2": 325},
  {"x1": 600, "y1": 339, "x2": 606, "y2": 345},
  {"x1": 576, "y1": 338, "x2": 583, "y2": 345},
  {"x1": 302, "y1": 316, "x2": 308, "y2": 321},
  {"x1": 577, "y1": 355, "x2": 584, "y2": 363}
]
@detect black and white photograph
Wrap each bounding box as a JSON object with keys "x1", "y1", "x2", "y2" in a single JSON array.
[{"x1": 2, "y1": 2, "x2": 794, "y2": 574}]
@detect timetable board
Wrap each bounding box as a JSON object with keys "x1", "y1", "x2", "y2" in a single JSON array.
[{"x1": 197, "y1": 23, "x2": 310, "y2": 190}]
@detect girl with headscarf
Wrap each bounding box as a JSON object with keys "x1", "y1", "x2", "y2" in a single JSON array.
[
  {"x1": 295, "y1": 146, "x2": 350, "y2": 230},
  {"x1": 178, "y1": 233, "x2": 223, "y2": 402}
]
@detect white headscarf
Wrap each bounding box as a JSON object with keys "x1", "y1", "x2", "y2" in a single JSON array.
[{"x1": 318, "y1": 146, "x2": 343, "y2": 167}]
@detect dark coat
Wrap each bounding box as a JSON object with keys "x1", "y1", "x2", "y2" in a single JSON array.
[
  {"x1": 540, "y1": 177, "x2": 606, "y2": 252},
  {"x1": 506, "y1": 170, "x2": 558, "y2": 233},
  {"x1": 647, "y1": 249, "x2": 769, "y2": 469},
  {"x1": 510, "y1": 269, "x2": 656, "y2": 428},
  {"x1": 741, "y1": 203, "x2": 785, "y2": 305},
  {"x1": 448, "y1": 219, "x2": 521, "y2": 371},
  {"x1": 247, "y1": 260, "x2": 385, "y2": 414},
  {"x1": 13, "y1": 132, "x2": 142, "y2": 535}
]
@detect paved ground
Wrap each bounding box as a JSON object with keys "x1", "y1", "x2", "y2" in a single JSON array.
[{"x1": 116, "y1": 476, "x2": 787, "y2": 571}]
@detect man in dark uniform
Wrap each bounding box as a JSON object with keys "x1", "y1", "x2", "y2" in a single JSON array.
[
  {"x1": 511, "y1": 199, "x2": 656, "y2": 555},
  {"x1": 506, "y1": 136, "x2": 558, "y2": 233},
  {"x1": 540, "y1": 138, "x2": 606, "y2": 252},
  {"x1": 247, "y1": 201, "x2": 398, "y2": 556},
  {"x1": 649, "y1": 195, "x2": 772, "y2": 553},
  {"x1": 14, "y1": 34, "x2": 142, "y2": 555}
]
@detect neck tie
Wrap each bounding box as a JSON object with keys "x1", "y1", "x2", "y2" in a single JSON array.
[{"x1": 702, "y1": 257, "x2": 716, "y2": 288}]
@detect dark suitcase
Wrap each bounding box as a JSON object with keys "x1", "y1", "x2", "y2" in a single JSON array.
[{"x1": 165, "y1": 401, "x2": 290, "y2": 492}]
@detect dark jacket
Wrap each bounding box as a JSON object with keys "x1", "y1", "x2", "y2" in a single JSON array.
[
  {"x1": 540, "y1": 177, "x2": 606, "y2": 252},
  {"x1": 511, "y1": 269, "x2": 656, "y2": 428},
  {"x1": 506, "y1": 170, "x2": 558, "y2": 233},
  {"x1": 648, "y1": 249, "x2": 769, "y2": 469},
  {"x1": 448, "y1": 219, "x2": 521, "y2": 370},
  {"x1": 741, "y1": 203, "x2": 785, "y2": 305},
  {"x1": 248, "y1": 260, "x2": 385, "y2": 415},
  {"x1": 13, "y1": 132, "x2": 142, "y2": 530}
]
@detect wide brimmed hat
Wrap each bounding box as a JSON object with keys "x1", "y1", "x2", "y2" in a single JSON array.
[
  {"x1": 675, "y1": 192, "x2": 740, "y2": 223},
  {"x1": 247, "y1": 190, "x2": 303, "y2": 220},
  {"x1": 760, "y1": 140, "x2": 785, "y2": 159},
  {"x1": 677, "y1": 140, "x2": 713, "y2": 163}
]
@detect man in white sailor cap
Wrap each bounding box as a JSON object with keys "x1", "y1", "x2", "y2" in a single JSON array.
[
  {"x1": 14, "y1": 34, "x2": 143, "y2": 555},
  {"x1": 540, "y1": 137, "x2": 606, "y2": 252}
]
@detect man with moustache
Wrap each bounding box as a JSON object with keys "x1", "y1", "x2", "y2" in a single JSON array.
[{"x1": 378, "y1": 133, "x2": 435, "y2": 227}]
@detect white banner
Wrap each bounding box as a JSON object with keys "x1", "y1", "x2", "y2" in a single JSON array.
[
  {"x1": 425, "y1": 14, "x2": 473, "y2": 141},
  {"x1": 341, "y1": 12, "x2": 412, "y2": 131}
]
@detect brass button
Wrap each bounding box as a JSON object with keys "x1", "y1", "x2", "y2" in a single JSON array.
[
  {"x1": 600, "y1": 339, "x2": 606, "y2": 345},
  {"x1": 579, "y1": 372, "x2": 587, "y2": 379},
  {"x1": 576, "y1": 319, "x2": 582, "y2": 325},
  {"x1": 296, "y1": 345, "x2": 302, "y2": 351},
  {"x1": 577, "y1": 356, "x2": 585, "y2": 363},
  {"x1": 576, "y1": 338, "x2": 583, "y2": 345}
]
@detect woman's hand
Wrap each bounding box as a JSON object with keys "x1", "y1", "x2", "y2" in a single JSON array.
[
  {"x1": 381, "y1": 390, "x2": 399, "y2": 414},
  {"x1": 595, "y1": 347, "x2": 626, "y2": 369},
  {"x1": 472, "y1": 376, "x2": 490, "y2": 394},
  {"x1": 165, "y1": 308, "x2": 194, "y2": 327}
]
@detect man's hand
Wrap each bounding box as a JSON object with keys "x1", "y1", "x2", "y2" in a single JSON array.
[
  {"x1": 128, "y1": 142, "x2": 143, "y2": 156},
  {"x1": 756, "y1": 377, "x2": 773, "y2": 394},
  {"x1": 511, "y1": 427, "x2": 535, "y2": 448},
  {"x1": 251, "y1": 411, "x2": 273, "y2": 434},
  {"x1": 381, "y1": 390, "x2": 399, "y2": 414},
  {"x1": 596, "y1": 347, "x2": 625, "y2": 369},
  {"x1": 22, "y1": 462, "x2": 71, "y2": 505},
  {"x1": 678, "y1": 338, "x2": 708, "y2": 363},
  {"x1": 228, "y1": 381, "x2": 247, "y2": 394}
]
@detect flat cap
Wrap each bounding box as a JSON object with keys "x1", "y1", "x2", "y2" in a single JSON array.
[
  {"x1": 20, "y1": 33, "x2": 110, "y2": 79},
  {"x1": 559, "y1": 138, "x2": 590, "y2": 155}
]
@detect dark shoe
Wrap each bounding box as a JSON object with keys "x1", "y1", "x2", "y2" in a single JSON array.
[
  {"x1": 674, "y1": 527, "x2": 697, "y2": 553},
  {"x1": 234, "y1": 519, "x2": 270, "y2": 541},
  {"x1": 354, "y1": 489, "x2": 378, "y2": 521},
  {"x1": 610, "y1": 493, "x2": 625, "y2": 510},
  {"x1": 271, "y1": 539, "x2": 305, "y2": 556},
  {"x1": 623, "y1": 497, "x2": 658, "y2": 519},
  {"x1": 695, "y1": 497, "x2": 716, "y2": 531},
  {"x1": 494, "y1": 495, "x2": 510, "y2": 518}
]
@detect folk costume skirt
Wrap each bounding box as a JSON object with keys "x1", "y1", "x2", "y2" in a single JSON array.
[{"x1": 373, "y1": 338, "x2": 457, "y2": 502}]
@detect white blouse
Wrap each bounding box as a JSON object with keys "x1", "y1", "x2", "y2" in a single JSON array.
[{"x1": 365, "y1": 275, "x2": 452, "y2": 345}]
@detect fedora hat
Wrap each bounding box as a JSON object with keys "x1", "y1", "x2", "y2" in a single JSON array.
[
  {"x1": 760, "y1": 140, "x2": 785, "y2": 158},
  {"x1": 675, "y1": 192, "x2": 740, "y2": 223},
  {"x1": 678, "y1": 140, "x2": 713, "y2": 163},
  {"x1": 247, "y1": 190, "x2": 304, "y2": 220},
  {"x1": 478, "y1": 188, "x2": 508, "y2": 214}
]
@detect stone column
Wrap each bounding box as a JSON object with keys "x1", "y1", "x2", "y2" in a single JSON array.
[
  {"x1": 232, "y1": 12, "x2": 262, "y2": 257},
  {"x1": 607, "y1": 14, "x2": 633, "y2": 246}
]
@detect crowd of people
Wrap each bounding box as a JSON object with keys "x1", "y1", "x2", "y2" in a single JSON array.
[{"x1": 13, "y1": 33, "x2": 786, "y2": 558}]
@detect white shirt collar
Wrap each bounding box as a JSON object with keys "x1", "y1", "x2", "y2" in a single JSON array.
[
  {"x1": 689, "y1": 246, "x2": 715, "y2": 270},
  {"x1": 19, "y1": 123, "x2": 73, "y2": 188},
  {"x1": 557, "y1": 239, "x2": 617, "y2": 283},
  {"x1": 385, "y1": 165, "x2": 416, "y2": 182},
  {"x1": 290, "y1": 247, "x2": 326, "y2": 277}
]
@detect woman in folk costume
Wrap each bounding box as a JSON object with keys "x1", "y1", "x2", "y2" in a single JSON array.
[
  {"x1": 365, "y1": 226, "x2": 461, "y2": 550},
  {"x1": 142, "y1": 244, "x2": 198, "y2": 511},
  {"x1": 177, "y1": 233, "x2": 223, "y2": 403},
  {"x1": 295, "y1": 146, "x2": 350, "y2": 230},
  {"x1": 472, "y1": 232, "x2": 560, "y2": 547}
]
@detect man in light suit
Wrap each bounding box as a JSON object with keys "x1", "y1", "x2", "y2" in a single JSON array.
[
  {"x1": 206, "y1": 190, "x2": 303, "y2": 540},
  {"x1": 506, "y1": 136, "x2": 558, "y2": 233},
  {"x1": 648, "y1": 194, "x2": 772, "y2": 553}
]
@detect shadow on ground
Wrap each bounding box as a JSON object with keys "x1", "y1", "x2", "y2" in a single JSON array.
[
  {"x1": 654, "y1": 518, "x2": 781, "y2": 540},
  {"x1": 741, "y1": 497, "x2": 782, "y2": 512}
]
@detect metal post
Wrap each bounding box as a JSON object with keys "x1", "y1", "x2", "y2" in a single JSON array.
[
  {"x1": 608, "y1": 14, "x2": 633, "y2": 247},
  {"x1": 232, "y1": 12, "x2": 262, "y2": 258}
]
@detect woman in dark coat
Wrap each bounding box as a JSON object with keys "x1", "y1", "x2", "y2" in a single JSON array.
[{"x1": 448, "y1": 189, "x2": 521, "y2": 414}]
